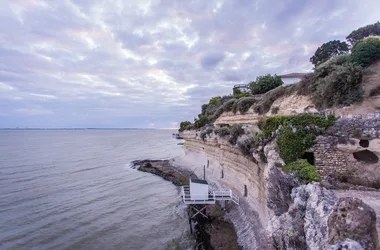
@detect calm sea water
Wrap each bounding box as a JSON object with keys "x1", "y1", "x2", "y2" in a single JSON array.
[{"x1": 0, "y1": 130, "x2": 192, "y2": 250}]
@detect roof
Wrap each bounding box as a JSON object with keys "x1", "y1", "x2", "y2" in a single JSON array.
[
  {"x1": 279, "y1": 73, "x2": 309, "y2": 78},
  {"x1": 190, "y1": 178, "x2": 208, "y2": 185}
]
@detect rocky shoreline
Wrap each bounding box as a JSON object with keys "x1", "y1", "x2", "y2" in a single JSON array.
[{"x1": 132, "y1": 159, "x2": 241, "y2": 250}]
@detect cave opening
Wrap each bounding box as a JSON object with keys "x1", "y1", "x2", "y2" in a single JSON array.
[
  {"x1": 353, "y1": 150, "x2": 379, "y2": 163},
  {"x1": 244, "y1": 185, "x2": 248, "y2": 197},
  {"x1": 302, "y1": 152, "x2": 315, "y2": 165},
  {"x1": 359, "y1": 139, "x2": 369, "y2": 148}
]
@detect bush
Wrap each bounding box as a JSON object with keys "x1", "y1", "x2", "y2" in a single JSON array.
[
  {"x1": 215, "y1": 127, "x2": 230, "y2": 137},
  {"x1": 283, "y1": 159, "x2": 321, "y2": 183},
  {"x1": 209, "y1": 96, "x2": 221, "y2": 105},
  {"x1": 351, "y1": 37, "x2": 380, "y2": 67},
  {"x1": 200, "y1": 127, "x2": 213, "y2": 140},
  {"x1": 310, "y1": 40, "x2": 349, "y2": 66},
  {"x1": 249, "y1": 74, "x2": 284, "y2": 95},
  {"x1": 237, "y1": 97, "x2": 257, "y2": 113},
  {"x1": 194, "y1": 115, "x2": 208, "y2": 129},
  {"x1": 253, "y1": 87, "x2": 287, "y2": 114},
  {"x1": 352, "y1": 129, "x2": 361, "y2": 138},
  {"x1": 313, "y1": 63, "x2": 364, "y2": 109},
  {"x1": 346, "y1": 21, "x2": 380, "y2": 45},
  {"x1": 277, "y1": 127, "x2": 316, "y2": 164},
  {"x1": 260, "y1": 114, "x2": 337, "y2": 138},
  {"x1": 271, "y1": 106, "x2": 279, "y2": 114},
  {"x1": 223, "y1": 99, "x2": 237, "y2": 112},
  {"x1": 228, "y1": 125, "x2": 244, "y2": 144},
  {"x1": 179, "y1": 121, "x2": 191, "y2": 132}
]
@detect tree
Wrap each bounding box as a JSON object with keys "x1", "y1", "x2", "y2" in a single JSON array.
[
  {"x1": 310, "y1": 40, "x2": 349, "y2": 66},
  {"x1": 351, "y1": 37, "x2": 380, "y2": 67},
  {"x1": 346, "y1": 21, "x2": 380, "y2": 46},
  {"x1": 179, "y1": 121, "x2": 191, "y2": 132},
  {"x1": 249, "y1": 74, "x2": 283, "y2": 95}
]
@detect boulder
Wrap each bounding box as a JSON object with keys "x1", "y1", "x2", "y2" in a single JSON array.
[
  {"x1": 328, "y1": 197, "x2": 379, "y2": 250},
  {"x1": 330, "y1": 239, "x2": 364, "y2": 250}
]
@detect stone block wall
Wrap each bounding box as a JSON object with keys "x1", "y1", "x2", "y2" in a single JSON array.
[{"x1": 312, "y1": 136, "x2": 351, "y2": 180}]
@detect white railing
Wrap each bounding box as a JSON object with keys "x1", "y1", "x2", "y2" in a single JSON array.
[{"x1": 181, "y1": 186, "x2": 239, "y2": 205}]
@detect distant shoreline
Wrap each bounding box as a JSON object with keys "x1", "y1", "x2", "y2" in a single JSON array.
[{"x1": 0, "y1": 128, "x2": 175, "y2": 130}]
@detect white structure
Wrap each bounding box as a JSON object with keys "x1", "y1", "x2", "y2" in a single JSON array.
[
  {"x1": 182, "y1": 178, "x2": 239, "y2": 205},
  {"x1": 189, "y1": 179, "x2": 209, "y2": 200}
]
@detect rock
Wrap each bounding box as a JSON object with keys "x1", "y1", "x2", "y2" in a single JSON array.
[
  {"x1": 268, "y1": 183, "x2": 339, "y2": 249},
  {"x1": 330, "y1": 239, "x2": 364, "y2": 250},
  {"x1": 328, "y1": 197, "x2": 379, "y2": 250},
  {"x1": 304, "y1": 183, "x2": 337, "y2": 249}
]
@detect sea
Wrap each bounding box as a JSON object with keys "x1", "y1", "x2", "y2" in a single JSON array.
[{"x1": 0, "y1": 129, "x2": 193, "y2": 250}]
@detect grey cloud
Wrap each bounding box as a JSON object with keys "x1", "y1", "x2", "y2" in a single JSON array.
[
  {"x1": 200, "y1": 52, "x2": 226, "y2": 70},
  {"x1": 0, "y1": 0, "x2": 379, "y2": 128}
]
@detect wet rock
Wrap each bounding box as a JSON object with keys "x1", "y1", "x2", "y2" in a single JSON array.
[{"x1": 328, "y1": 197, "x2": 379, "y2": 250}]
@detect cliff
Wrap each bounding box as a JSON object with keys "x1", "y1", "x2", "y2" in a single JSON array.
[{"x1": 176, "y1": 131, "x2": 380, "y2": 249}]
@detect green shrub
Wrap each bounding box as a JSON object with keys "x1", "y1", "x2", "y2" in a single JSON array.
[
  {"x1": 271, "y1": 107, "x2": 280, "y2": 114},
  {"x1": 228, "y1": 125, "x2": 244, "y2": 144},
  {"x1": 194, "y1": 115, "x2": 208, "y2": 129},
  {"x1": 277, "y1": 127, "x2": 317, "y2": 164},
  {"x1": 215, "y1": 127, "x2": 230, "y2": 137},
  {"x1": 232, "y1": 100, "x2": 238, "y2": 114},
  {"x1": 200, "y1": 127, "x2": 213, "y2": 140},
  {"x1": 237, "y1": 97, "x2": 257, "y2": 113},
  {"x1": 313, "y1": 63, "x2": 364, "y2": 109},
  {"x1": 283, "y1": 159, "x2": 321, "y2": 183},
  {"x1": 351, "y1": 37, "x2": 380, "y2": 67},
  {"x1": 346, "y1": 21, "x2": 380, "y2": 45},
  {"x1": 253, "y1": 87, "x2": 287, "y2": 114},
  {"x1": 223, "y1": 99, "x2": 237, "y2": 112},
  {"x1": 310, "y1": 40, "x2": 349, "y2": 66},
  {"x1": 249, "y1": 74, "x2": 284, "y2": 95},
  {"x1": 209, "y1": 96, "x2": 221, "y2": 105},
  {"x1": 352, "y1": 129, "x2": 361, "y2": 138},
  {"x1": 260, "y1": 114, "x2": 337, "y2": 138},
  {"x1": 179, "y1": 121, "x2": 192, "y2": 132},
  {"x1": 236, "y1": 92, "x2": 250, "y2": 98}
]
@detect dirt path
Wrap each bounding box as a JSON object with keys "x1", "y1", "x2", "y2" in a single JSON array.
[{"x1": 334, "y1": 190, "x2": 380, "y2": 242}]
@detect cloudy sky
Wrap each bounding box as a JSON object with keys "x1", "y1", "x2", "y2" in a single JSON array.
[{"x1": 0, "y1": 0, "x2": 379, "y2": 128}]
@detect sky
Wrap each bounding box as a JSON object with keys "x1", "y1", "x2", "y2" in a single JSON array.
[{"x1": 0, "y1": 0, "x2": 379, "y2": 128}]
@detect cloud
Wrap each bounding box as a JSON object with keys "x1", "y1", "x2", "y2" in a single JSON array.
[
  {"x1": 200, "y1": 52, "x2": 226, "y2": 70},
  {"x1": 0, "y1": 0, "x2": 379, "y2": 128}
]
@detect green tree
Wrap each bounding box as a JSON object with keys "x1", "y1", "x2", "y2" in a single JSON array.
[
  {"x1": 346, "y1": 21, "x2": 380, "y2": 46},
  {"x1": 208, "y1": 96, "x2": 221, "y2": 105},
  {"x1": 249, "y1": 74, "x2": 283, "y2": 95},
  {"x1": 310, "y1": 40, "x2": 349, "y2": 66},
  {"x1": 179, "y1": 121, "x2": 191, "y2": 132},
  {"x1": 351, "y1": 37, "x2": 380, "y2": 67}
]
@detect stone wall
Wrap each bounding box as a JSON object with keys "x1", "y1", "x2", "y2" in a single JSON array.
[{"x1": 312, "y1": 118, "x2": 380, "y2": 187}]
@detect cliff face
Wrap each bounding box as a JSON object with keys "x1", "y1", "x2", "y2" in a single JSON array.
[
  {"x1": 175, "y1": 130, "x2": 272, "y2": 249},
  {"x1": 178, "y1": 130, "x2": 380, "y2": 249}
]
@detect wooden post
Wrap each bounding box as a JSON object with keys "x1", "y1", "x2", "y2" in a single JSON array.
[
  {"x1": 188, "y1": 205, "x2": 193, "y2": 234},
  {"x1": 203, "y1": 165, "x2": 205, "y2": 180}
]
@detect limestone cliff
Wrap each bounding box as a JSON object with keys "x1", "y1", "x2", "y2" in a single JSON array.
[{"x1": 177, "y1": 130, "x2": 380, "y2": 249}]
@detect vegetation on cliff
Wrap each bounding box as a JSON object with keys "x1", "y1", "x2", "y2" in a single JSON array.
[
  {"x1": 346, "y1": 21, "x2": 380, "y2": 45},
  {"x1": 249, "y1": 74, "x2": 284, "y2": 95},
  {"x1": 309, "y1": 40, "x2": 349, "y2": 66},
  {"x1": 283, "y1": 159, "x2": 321, "y2": 183}
]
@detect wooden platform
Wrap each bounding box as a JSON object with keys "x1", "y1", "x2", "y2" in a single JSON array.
[{"x1": 181, "y1": 186, "x2": 239, "y2": 205}]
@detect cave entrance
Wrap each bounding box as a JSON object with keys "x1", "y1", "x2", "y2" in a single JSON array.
[
  {"x1": 353, "y1": 150, "x2": 379, "y2": 163},
  {"x1": 244, "y1": 185, "x2": 248, "y2": 197},
  {"x1": 302, "y1": 152, "x2": 315, "y2": 165},
  {"x1": 359, "y1": 139, "x2": 369, "y2": 148}
]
